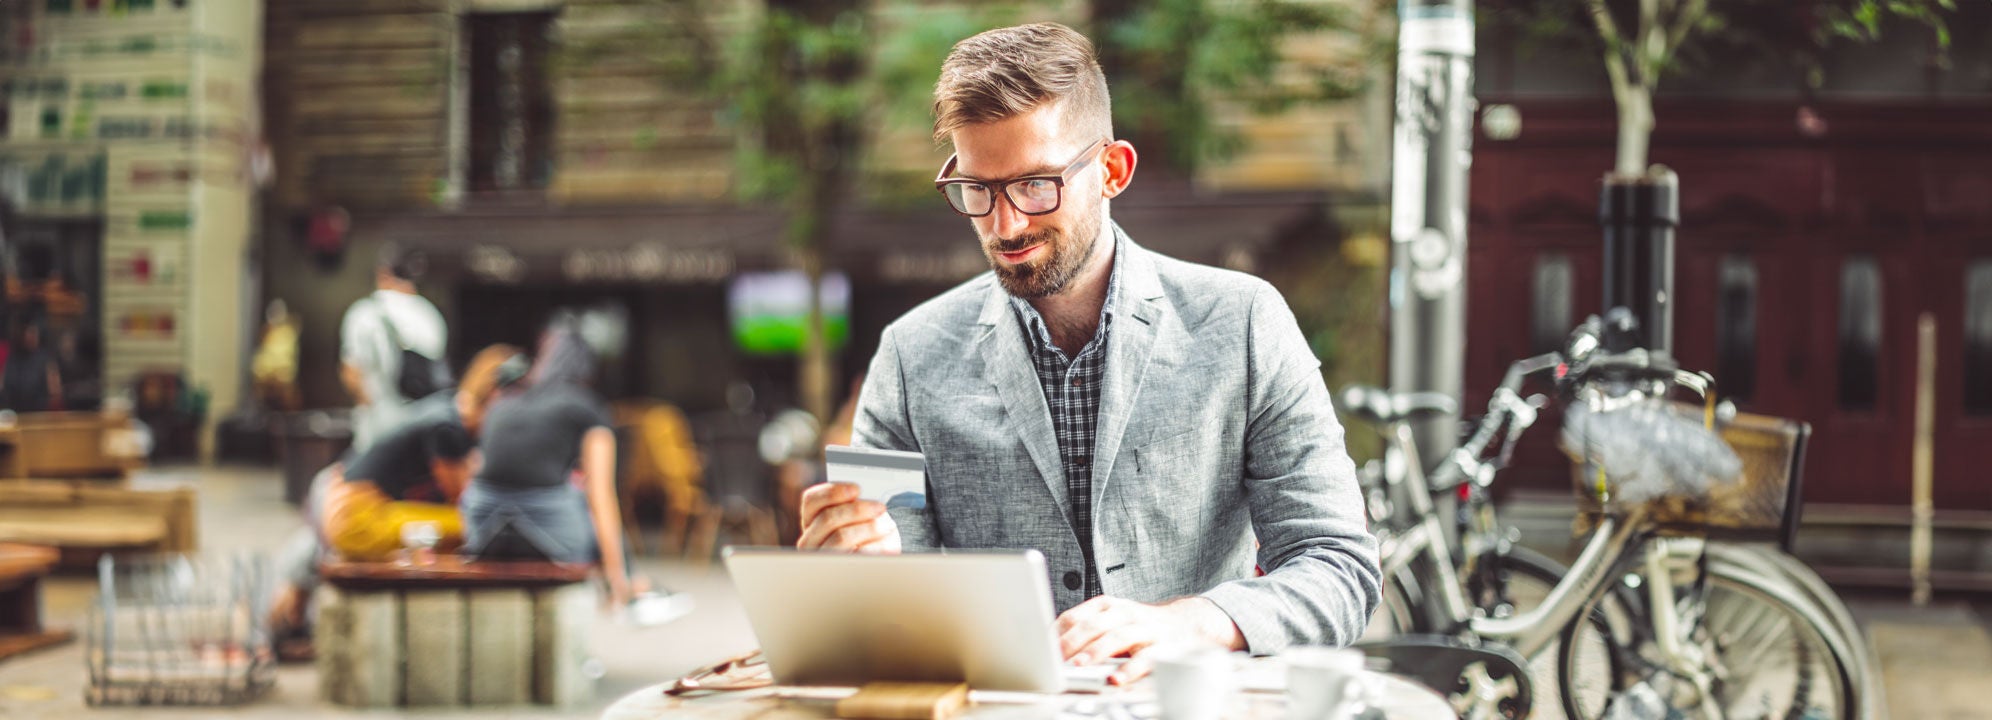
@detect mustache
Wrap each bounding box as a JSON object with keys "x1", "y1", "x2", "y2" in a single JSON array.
[{"x1": 988, "y1": 230, "x2": 1057, "y2": 254}]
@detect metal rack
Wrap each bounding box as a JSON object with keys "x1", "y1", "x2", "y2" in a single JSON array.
[{"x1": 83, "y1": 553, "x2": 276, "y2": 706}]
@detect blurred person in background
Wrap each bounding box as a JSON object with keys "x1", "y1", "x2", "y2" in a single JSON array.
[
  {"x1": 0, "y1": 322, "x2": 59, "y2": 411},
  {"x1": 252, "y1": 299, "x2": 302, "y2": 412},
  {"x1": 461, "y1": 316, "x2": 662, "y2": 611},
  {"x1": 340, "y1": 243, "x2": 446, "y2": 450},
  {"x1": 319, "y1": 344, "x2": 522, "y2": 561},
  {"x1": 51, "y1": 327, "x2": 100, "y2": 410},
  {"x1": 268, "y1": 344, "x2": 523, "y2": 659}
]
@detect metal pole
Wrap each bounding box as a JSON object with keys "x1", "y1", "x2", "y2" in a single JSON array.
[
  {"x1": 1911, "y1": 313, "x2": 1936, "y2": 606},
  {"x1": 1388, "y1": 0, "x2": 1475, "y2": 470},
  {"x1": 1599, "y1": 170, "x2": 1679, "y2": 354}
]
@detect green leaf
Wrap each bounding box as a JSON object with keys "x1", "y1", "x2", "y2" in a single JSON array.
[{"x1": 1855, "y1": 2, "x2": 1881, "y2": 34}]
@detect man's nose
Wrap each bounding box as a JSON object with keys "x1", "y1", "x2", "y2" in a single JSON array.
[{"x1": 988, "y1": 191, "x2": 1031, "y2": 239}]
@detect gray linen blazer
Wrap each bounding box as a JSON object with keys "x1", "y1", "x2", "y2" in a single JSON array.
[{"x1": 852, "y1": 229, "x2": 1380, "y2": 654}]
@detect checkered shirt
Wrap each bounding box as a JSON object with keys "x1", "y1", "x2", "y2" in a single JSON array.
[{"x1": 1009, "y1": 240, "x2": 1123, "y2": 601}]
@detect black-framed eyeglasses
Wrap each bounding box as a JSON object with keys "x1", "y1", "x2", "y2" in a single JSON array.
[{"x1": 934, "y1": 138, "x2": 1109, "y2": 217}]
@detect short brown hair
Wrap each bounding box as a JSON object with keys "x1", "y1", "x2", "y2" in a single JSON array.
[{"x1": 932, "y1": 22, "x2": 1113, "y2": 145}]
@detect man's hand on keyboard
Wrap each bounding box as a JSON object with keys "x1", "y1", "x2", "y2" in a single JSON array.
[{"x1": 1054, "y1": 595, "x2": 1245, "y2": 685}]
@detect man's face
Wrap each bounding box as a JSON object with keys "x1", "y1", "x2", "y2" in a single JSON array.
[{"x1": 948, "y1": 105, "x2": 1105, "y2": 299}]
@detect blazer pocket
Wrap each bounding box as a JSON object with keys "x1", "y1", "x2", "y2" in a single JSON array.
[{"x1": 1133, "y1": 428, "x2": 1200, "y2": 475}]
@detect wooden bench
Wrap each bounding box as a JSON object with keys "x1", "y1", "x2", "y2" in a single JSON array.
[
  {"x1": 0, "y1": 480, "x2": 197, "y2": 567},
  {"x1": 0, "y1": 543, "x2": 72, "y2": 662},
  {"x1": 315, "y1": 557, "x2": 596, "y2": 708},
  {"x1": 0, "y1": 426, "x2": 23, "y2": 479},
  {"x1": 0, "y1": 412, "x2": 146, "y2": 480}
]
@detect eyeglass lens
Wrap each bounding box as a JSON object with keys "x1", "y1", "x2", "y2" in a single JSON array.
[{"x1": 944, "y1": 178, "x2": 1062, "y2": 216}]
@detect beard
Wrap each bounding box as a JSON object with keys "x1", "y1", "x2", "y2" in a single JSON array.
[{"x1": 979, "y1": 206, "x2": 1103, "y2": 299}]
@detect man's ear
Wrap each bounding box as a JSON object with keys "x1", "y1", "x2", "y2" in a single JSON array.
[{"x1": 1100, "y1": 140, "x2": 1137, "y2": 199}]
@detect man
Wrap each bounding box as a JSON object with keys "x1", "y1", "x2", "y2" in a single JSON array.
[
  {"x1": 798, "y1": 23, "x2": 1379, "y2": 684},
  {"x1": 340, "y1": 243, "x2": 447, "y2": 450}
]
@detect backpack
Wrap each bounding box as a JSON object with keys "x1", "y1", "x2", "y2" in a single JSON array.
[{"x1": 371, "y1": 298, "x2": 452, "y2": 400}]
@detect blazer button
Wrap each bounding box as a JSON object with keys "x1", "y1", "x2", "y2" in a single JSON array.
[{"x1": 1063, "y1": 571, "x2": 1082, "y2": 590}]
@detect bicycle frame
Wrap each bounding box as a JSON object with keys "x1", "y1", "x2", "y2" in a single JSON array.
[{"x1": 1378, "y1": 414, "x2": 1645, "y2": 660}]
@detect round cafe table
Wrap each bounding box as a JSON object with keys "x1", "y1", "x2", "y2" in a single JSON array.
[{"x1": 601, "y1": 657, "x2": 1454, "y2": 720}]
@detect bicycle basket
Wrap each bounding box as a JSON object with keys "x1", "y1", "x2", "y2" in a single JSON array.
[
  {"x1": 83, "y1": 553, "x2": 277, "y2": 706},
  {"x1": 1568, "y1": 403, "x2": 1811, "y2": 551}
]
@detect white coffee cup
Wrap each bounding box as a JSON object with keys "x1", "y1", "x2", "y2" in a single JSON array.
[
  {"x1": 1150, "y1": 643, "x2": 1236, "y2": 720},
  {"x1": 1283, "y1": 647, "x2": 1370, "y2": 720}
]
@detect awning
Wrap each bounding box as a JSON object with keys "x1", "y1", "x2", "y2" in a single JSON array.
[{"x1": 361, "y1": 183, "x2": 1330, "y2": 286}]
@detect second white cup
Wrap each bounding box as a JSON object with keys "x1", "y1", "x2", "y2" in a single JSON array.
[{"x1": 1283, "y1": 647, "x2": 1370, "y2": 720}]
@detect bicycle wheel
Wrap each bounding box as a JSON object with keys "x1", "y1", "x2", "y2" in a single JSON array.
[
  {"x1": 1473, "y1": 545, "x2": 1629, "y2": 720},
  {"x1": 1709, "y1": 544, "x2": 1876, "y2": 719},
  {"x1": 1362, "y1": 563, "x2": 1425, "y2": 641},
  {"x1": 1558, "y1": 560, "x2": 1855, "y2": 720}
]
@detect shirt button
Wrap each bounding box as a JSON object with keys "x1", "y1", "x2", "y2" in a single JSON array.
[
  {"x1": 1063, "y1": 571, "x2": 1082, "y2": 590},
  {"x1": 1070, "y1": 378, "x2": 1082, "y2": 387},
  {"x1": 1073, "y1": 456, "x2": 1090, "y2": 468}
]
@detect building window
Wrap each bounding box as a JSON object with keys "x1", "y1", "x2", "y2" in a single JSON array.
[
  {"x1": 1715, "y1": 256, "x2": 1757, "y2": 403},
  {"x1": 1966, "y1": 260, "x2": 1992, "y2": 416},
  {"x1": 467, "y1": 11, "x2": 556, "y2": 193},
  {"x1": 1837, "y1": 257, "x2": 1882, "y2": 412},
  {"x1": 1530, "y1": 253, "x2": 1572, "y2": 355}
]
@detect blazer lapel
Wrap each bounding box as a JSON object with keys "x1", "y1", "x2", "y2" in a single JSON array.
[
  {"x1": 975, "y1": 282, "x2": 1070, "y2": 510},
  {"x1": 1091, "y1": 230, "x2": 1166, "y2": 507}
]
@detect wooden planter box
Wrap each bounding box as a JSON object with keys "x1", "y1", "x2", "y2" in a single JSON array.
[{"x1": 316, "y1": 558, "x2": 595, "y2": 708}]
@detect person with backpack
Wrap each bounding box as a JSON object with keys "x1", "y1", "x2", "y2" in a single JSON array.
[{"x1": 340, "y1": 243, "x2": 449, "y2": 451}]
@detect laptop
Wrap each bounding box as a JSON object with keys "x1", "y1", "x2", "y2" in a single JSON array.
[{"x1": 721, "y1": 548, "x2": 1065, "y2": 692}]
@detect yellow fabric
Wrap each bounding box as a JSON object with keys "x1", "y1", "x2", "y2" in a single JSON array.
[
  {"x1": 320, "y1": 480, "x2": 464, "y2": 561},
  {"x1": 613, "y1": 401, "x2": 705, "y2": 515}
]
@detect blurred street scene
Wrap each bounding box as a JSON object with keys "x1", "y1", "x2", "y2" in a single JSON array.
[{"x1": 0, "y1": 0, "x2": 1987, "y2": 717}]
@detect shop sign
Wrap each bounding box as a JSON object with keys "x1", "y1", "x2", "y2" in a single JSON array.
[
  {"x1": 115, "y1": 309, "x2": 177, "y2": 340},
  {"x1": 562, "y1": 243, "x2": 733, "y2": 283},
  {"x1": 878, "y1": 251, "x2": 986, "y2": 283},
  {"x1": 467, "y1": 245, "x2": 526, "y2": 284},
  {"x1": 109, "y1": 246, "x2": 178, "y2": 285}
]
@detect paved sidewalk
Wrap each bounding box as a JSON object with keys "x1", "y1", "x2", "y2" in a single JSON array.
[{"x1": 2, "y1": 466, "x2": 1989, "y2": 719}]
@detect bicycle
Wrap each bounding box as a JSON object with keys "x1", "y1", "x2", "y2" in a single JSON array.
[{"x1": 1343, "y1": 318, "x2": 1865, "y2": 720}]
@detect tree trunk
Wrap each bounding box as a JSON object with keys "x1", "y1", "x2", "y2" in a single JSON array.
[
  {"x1": 1613, "y1": 85, "x2": 1654, "y2": 178},
  {"x1": 766, "y1": 0, "x2": 863, "y2": 424},
  {"x1": 798, "y1": 242, "x2": 833, "y2": 423}
]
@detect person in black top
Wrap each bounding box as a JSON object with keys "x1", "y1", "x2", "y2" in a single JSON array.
[
  {"x1": 315, "y1": 344, "x2": 523, "y2": 559},
  {"x1": 461, "y1": 317, "x2": 640, "y2": 605}
]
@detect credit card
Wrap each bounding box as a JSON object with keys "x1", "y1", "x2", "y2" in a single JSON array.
[{"x1": 823, "y1": 445, "x2": 926, "y2": 502}]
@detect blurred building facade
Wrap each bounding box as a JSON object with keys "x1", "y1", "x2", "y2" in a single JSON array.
[
  {"x1": 1466, "y1": 5, "x2": 1992, "y2": 584},
  {"x1": 257, "y1": 0, "x2": 1395, "y2": 416},
  {"x1": 0, "y1": 0, "x2": 263, "y2": 450}
]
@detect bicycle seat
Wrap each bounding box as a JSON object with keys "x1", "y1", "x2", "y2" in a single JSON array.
[{"x1": 1337, "y1": 385, "x2": 1458, "y2": 426}]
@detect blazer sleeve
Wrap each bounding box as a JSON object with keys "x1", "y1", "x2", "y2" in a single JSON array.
[
  {"x1": 850, "y1": 323, "x2": 942, "y2": 551},
  {"x1": 1199, "y1": 283, "x2": 1382, "y2": 653}
]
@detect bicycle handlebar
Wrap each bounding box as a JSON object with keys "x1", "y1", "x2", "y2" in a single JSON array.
[{"x1": 1431, "y1": 352, "x2": 1560, "y2": 488}]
